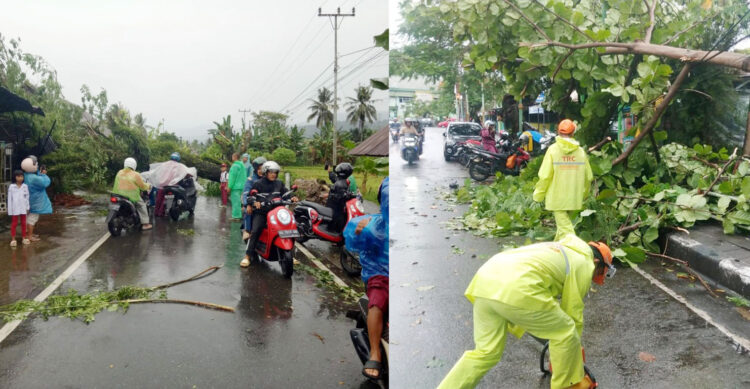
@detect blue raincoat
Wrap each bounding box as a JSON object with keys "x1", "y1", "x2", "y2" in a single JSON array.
[
  {"x1": 24, "y1": 172, "x2": 52, "y2": 214},
  {"x1": 344, "y1": 177, "x2": 388, "y2": 284},
  {"x1": 241, "y1": 171, "x2": 261, "y2": 230}
]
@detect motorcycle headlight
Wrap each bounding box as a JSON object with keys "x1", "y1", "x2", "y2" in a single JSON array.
[
  {"x1": 405, "y1": 140, "x2": 416, "y2": 146},
  {"x1": 277, "y1": 209, "x2": 292, "y2": 225},
  {"x1": 445, "y1": 146, "x2": 453, "y2": 154}
]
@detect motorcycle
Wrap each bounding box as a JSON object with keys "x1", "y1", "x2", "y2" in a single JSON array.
[
  {"x1": 401, "y1": 133, "x2": 420, "y2": 164},
  {"x1": 106, "y1": 191, "x2": 153, "y2": 236},
  {"x1": 247, "y1": 188, "x2": 300, "y2": 278},
  {"x1": 163, "y1": 174, "x2": 197, "y2": 221},
  {"x1": 520, "y1": 130, "x2": 556, "y2": 157},
  {"x1": 456, "y1": 139, "x2": 483, "y2": 167},
  {"x1": 389, "y1": 123, "x2": 401, "y2": 142},
  {"x1": 294, "y1": 191, "x2": 366, "y2": 276},
  {"x1": 348, "y1": 295, "x2": 389, "y2": 386},
  {"x1": 467, "y1": 139, "x2": 531, "y2": 181}
]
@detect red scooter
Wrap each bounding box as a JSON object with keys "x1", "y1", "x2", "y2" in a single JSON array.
[
  {"x1": 294, "y1": 191, "x2": 366, "y2": 276},
  {"x1": 247, "y1": 188, "x2": 300, "y2": 278}
]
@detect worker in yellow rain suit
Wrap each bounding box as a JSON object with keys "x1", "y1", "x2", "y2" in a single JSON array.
[
  {"x1": 438, "y1": 234, "x2": 614, "y2": 389},
  {"x1": 533, "y1": 119, "x2": 593, "y2": 241}
]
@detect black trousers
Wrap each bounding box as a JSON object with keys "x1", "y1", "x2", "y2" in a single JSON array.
[{"x1": 245, "y1": 215, "x2": 267, "y2": 255}]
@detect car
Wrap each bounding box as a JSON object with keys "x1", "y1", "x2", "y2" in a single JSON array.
[
  {"x1": 442, "y1": 122, "x2": 482, "y2": 161},
  {"x1": 437, "y1": 118, "x2": 457, "y2": 128},
  {"x1": 419, "y1": 117, "x2": 434, "y2": 127}
]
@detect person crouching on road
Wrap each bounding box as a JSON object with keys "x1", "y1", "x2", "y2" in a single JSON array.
[
  {"x1": 241, "y1": 161, "x2": 298, "y2": 268},
  {"x1": 438, "y1": 234, "x2": 614, "y2": 389},
  {"x1": 219, "y1": 163, "x2": 229, "y2": 207},
  {"x1": 344, "y1": 177, "x2": 389, "y2": 381},
  {"x1": 228, "y1": 153, "x2": 248, "y2": 220},
  {"x1": 113, "y1": 158, "x2": 152, "y2": 230},
  {"x1": 8, "y1": 170, "x2": 30, "y2": 246},
  {"x1": 533, "y1": 119, "x2": 593, "y2": 241}
]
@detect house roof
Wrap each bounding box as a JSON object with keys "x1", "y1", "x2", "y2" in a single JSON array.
[
  {"x1": 0, "y1": 87, "x2": 44, "y2": 116},
  {"x1": 348, "y1": 126, "x2": 389, "y2": 156}
]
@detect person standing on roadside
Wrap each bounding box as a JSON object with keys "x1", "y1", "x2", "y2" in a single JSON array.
[
  {"x1": 21, "y1": 156, "x2": 52, "y2": 242},
  {"x1": 7, "y1": 170, "x2": 30, "y2": 246},
  {"x1": 533, "y1": 119, "x2": 593, "y2": 241},
  {"x1": 228, "y1": 153, "x2": 247, "y2": 220},
  {"x1": 219, "y1": 163, "x2": 229, "y2": 207}
]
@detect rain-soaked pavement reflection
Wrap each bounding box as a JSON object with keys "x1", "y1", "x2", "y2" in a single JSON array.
[{"x1": 0, "y1": 195, "x2": 377, "y2": 388}]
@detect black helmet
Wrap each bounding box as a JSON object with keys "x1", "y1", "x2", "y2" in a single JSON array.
[{"x1": 334, "y1": 162, "x2": 354, "y2": 178}]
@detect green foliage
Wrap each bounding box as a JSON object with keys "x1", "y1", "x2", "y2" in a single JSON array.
[
  {"x1": 271, "y1": 147, "x2": 297, "y2": 165},
  {"x1": 726, "y1": 295, "x2": 750, "y2": 308},
  {"x1": 345, "y1": 86, "x2": 378, "y2": 143},
  {"x1": 0, "y1": 286, "x2": 165, "y2": 324},
  {"x1": 453, "y1": 140, "x2": 750, "y2": 264}
]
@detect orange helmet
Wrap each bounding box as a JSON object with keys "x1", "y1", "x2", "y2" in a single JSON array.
[
  {"x1": 588, "y1": 241, "x2": 615, "y2": 285},
  {"x1": 558, "y1": 119, "x2": 576, "y2": 135}
]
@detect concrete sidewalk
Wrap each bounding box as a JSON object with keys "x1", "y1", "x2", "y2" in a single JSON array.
[{"x1": 664, "y1": 223, "x2": 750, "y2": 299}]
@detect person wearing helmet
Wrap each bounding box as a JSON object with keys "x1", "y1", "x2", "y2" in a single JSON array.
[
  {"x1": 227, "y1": 153, "x2": 248, "y2": 220},
  {"x1": 400, "y1": 118, "x2": 418, "y2": 137},
  {"x1": 326, "y1": 162, "x2": 355, "y2": 233},
  {"x1": 170, "y1": 152, "x2": 181, "y2": 162},
  {"x1": 533, "y1": 119, "x2": 593, "y2": 241},
  {"x1": 112, "y1": 158, "x2": 152, "y2": 230},
  {"x1": 21, "y1": 156, "x2": 52, "y2": 241},
  {"x1": 438, "y1": 234, "x2": 614, "y2": 389},
  {"x1": 240, "y1": 156, "x2": 267, "y2": 242},
  {"x1": 480, "y1": 121, "x2": 498, "y2": 153},
  {"x1": 241, "y1": 161, "x2": 298, "y2": 268}
]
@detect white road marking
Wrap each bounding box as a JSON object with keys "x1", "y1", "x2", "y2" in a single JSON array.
[
  {"x1": 632, "y1": 264, "x2": 750, "y2": 351},
  {"x1": 0, "y1": 232, "x2": 111, "y2": 344},
  {"x1": 295, "y1": 243, "x2": 351, "y2": 289}
]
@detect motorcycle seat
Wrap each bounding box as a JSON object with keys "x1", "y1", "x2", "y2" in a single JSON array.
[{"x1": 299, "y1": 201, "x2": 334, "y2": 219}]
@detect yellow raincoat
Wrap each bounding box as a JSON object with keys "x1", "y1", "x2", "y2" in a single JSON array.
[
  {"x1": 439, "y1": 234, "x2": 595, "y2": 389},
  {"x1": 533, "y1": 137, "x2": 593, "y2": 240},
  {"x1": 112, "y1": 168, "x2": 150, "y2": 202}
]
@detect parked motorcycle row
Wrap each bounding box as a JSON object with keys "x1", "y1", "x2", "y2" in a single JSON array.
[{"x1": 443, "y1": 121, "x2": 557, "y2": 181}]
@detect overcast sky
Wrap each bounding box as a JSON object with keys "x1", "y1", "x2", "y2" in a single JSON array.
[{"x1": 0, "y1": 0, "x2": 388, "y2": 140}]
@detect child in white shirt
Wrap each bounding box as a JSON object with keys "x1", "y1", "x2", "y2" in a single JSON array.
[
  {"x1": 7, "y1": 170, "x2": 30, "y2": 246},
  {"x1": 220, "y1": 163, "x2": 229, "y2": 207}
]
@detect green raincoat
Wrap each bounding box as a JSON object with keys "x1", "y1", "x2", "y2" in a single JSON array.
[{"x1": 112, "y1": 168, "x2": 150, "y2": 202}]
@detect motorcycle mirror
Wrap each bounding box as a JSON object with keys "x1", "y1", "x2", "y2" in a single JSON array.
[{"x1": 291, "y1": 185, "x2": 298, "y2": 191}]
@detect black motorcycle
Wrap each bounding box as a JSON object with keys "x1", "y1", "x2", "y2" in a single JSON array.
[
  {"x1": 348, "y1": 295, "x2": 389, "y2": 386},
  {"x1": 106, "y1": 191, "x2": 153, "y2": 236},
  {"x1": 467, "y1": 139, "x2": 531, "y2": 181},
  {"x1": 163, "y1": 175, "x2": 197, "y2": 221}
]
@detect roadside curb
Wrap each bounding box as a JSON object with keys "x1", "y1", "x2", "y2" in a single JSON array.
[{"x1": 663, "y1": 224, "x2": 750, "y2": 299}]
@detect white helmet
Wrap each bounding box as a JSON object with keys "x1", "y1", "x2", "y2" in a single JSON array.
[
  {"x1": 124, "y1": 157, "x2": 137, "y2": 170},
  {"x1": 484, "y1": 120, "x2": 495, "y2": 128},
  {"x1": 21, "y1": 156, "x2": 38, "y2": 173},
  {"x1": 261, "y1": 161, "x2": 281, "y2": 175}
]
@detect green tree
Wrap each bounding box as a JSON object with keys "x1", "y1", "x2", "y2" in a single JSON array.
[
  {"x1": 271, "y1": 147, "x2": 297, "y2": 166},
  {"x1": 250, "y1": 110, "x2": 289, "y2": 153},
  {"x1": 345, "y1": 86, "x2": 378, "y2": 142},
  {"x1": 307, "y1": 87, "x2": 334, "y2": 129},
  {"x1": 354, "y1": 157, "x2": 388, "y2": 195},
  {"x1": 288, "y1": 125, "x2": 305, "y2": 157}
]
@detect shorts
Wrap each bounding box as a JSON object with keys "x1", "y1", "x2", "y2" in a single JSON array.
[
  {"x1": 366, "y1": 275, "x2": 389, "y2": 312},
  {"x1": 27, "y1": 213, "x2": 40, "y2": 226}
]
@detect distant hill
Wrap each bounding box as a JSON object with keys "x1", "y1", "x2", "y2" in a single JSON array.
[{"x1": 296, "y1": 118, "x2": 389, "y2": 137}]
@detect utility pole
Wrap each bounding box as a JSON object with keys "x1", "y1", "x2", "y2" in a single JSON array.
[
  {"x1": 238, "y1": 109, "x2": 252, "y2": 132},
  {"x1": 319, "y1": 6, "x2": 355, "y2": 165}
]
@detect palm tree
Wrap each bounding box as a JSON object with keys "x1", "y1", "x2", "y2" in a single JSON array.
[
  {"x1": 307, "y1": 87, "x2": 334, "y2": 129},
  {"x1": 345, "y1": 86, "x2": 378, "y2": 142}
]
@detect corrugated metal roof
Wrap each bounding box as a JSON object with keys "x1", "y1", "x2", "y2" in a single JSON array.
[{"x1": 348, "y1": 126, "x2": 389, "y2": 156}]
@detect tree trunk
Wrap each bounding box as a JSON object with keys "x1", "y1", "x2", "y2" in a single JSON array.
[
  {"x1": 181, "y1": 153, "x2": 221, "y2": 182},
  {"x1": 613, "y1": 64, "x2": 692, "y2": 166}
]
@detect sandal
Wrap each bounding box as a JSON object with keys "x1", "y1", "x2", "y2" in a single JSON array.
[
  {"x1": 240, "y1": 256, "x2": 250, "y2": 268},
  {"x1": 362, "y1": 360, "x2": 382, "y2": 380}
]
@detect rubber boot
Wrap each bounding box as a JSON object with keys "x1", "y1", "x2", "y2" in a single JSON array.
[{"x1": 563, "y1": 375, "x2": 594, "y2": 389}]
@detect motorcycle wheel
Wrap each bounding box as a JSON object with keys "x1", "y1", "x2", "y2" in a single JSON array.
[
  {"x1": 469, "y1": 161, "x2": 492, "y2": 182},
  {"x1": 108, "y1": 217, "x2": 123, "y2": 237},
  {"x1": 168, "y1": 206, "x2": 181, "y2": 221},
  {"x1": 279, "y1": 247, "x2": 294, "y2": 278},
  {"x1": 444, "y1": 152, "x2": 451, "y2": 162},
  {"x1": 459, "y1": 153, "x2": 470, "y2": 167},
  {"x1": 340, "y1": 247, "x2": 362, "y2": 277}
]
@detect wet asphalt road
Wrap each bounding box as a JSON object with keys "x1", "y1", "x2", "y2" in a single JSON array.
[
  {"x1": 389, "y1": 128, "x2": 750, "y2": 388},
  {"x1": 0, "y1": 195, "x2": 376, "y2": 388}
]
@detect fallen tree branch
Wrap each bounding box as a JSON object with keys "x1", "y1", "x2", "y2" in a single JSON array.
[
  {"x1": 152, "y1": 265, "x2": 224, "y2": 290},
  {"x1": 691, "y1": 156, "x2": 720, "y2": 169},
  {"x1": 551, "y1": 49, "x2": 574, "y2": 82},
  {"x1": 701, "y1": 147, "x2": 738, "y2": 196},
  {"x1": 124, "y1": 299, "x2": 235, "y2": 312},
  {"x1": 501, "y1": 0, "x2": 551, "y2": 41},
  {"x1": 531, "y1": 0, "x2": 592, "y2": 41},
  {"x1": 617, "y1": 221, "x2": 644, "y2": 235},
  {"x1": 588, "y1": 136, "x2": 612, "y2": 152},
  {"x1": 613, "y1": 64, "x2": 692, "y2": 166},
  {"x1": 644, "y1": 0, "x2": 658, "y2": 43},
  {"x1": 646, "y1": 252, "x2": 719, "y2": 298}
]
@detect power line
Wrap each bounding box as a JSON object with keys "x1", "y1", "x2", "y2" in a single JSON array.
[{"x1": 282, "y1": 49, "x2": 383, "y2": 116}]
